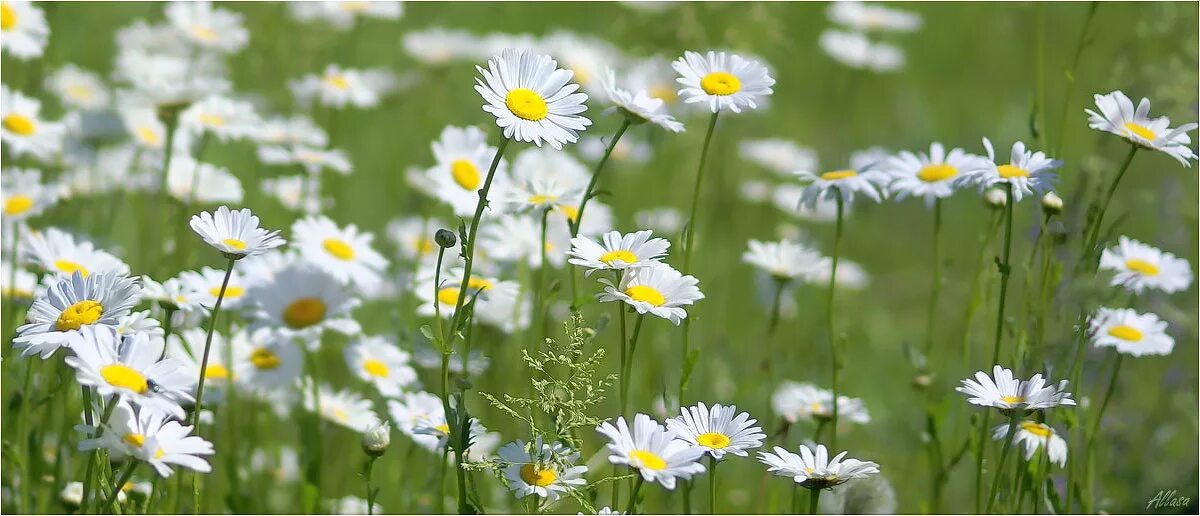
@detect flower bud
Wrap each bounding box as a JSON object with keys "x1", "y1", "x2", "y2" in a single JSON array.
[
  {"x1": 434, "y1": 229, "x2": 457, "y2": 249},
  {"x1": 1041, "y1": 191, "x2": 1063, "y2": 216},
  {"x1": 60, "y1": 482, "x2": 84, "y2": 508},
  {"x1": 983, "y1": 187, "x2": 1007, "y2": 208},
  {"x1": 362, "y1": 421, "x2": 391, "y2": 457}
]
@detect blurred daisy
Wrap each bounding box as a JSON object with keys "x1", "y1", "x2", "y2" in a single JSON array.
[
  {"x1": 166, "y1": 156, "x2": 243, "y2": 204},
  {"x1": 329, "y1": 496, "x2": 373, "y2": 515},
  {"x1": 673, "y1": 50, "x2": 775, "y2": 113},
  {"x1": 78, "y1": 399, "x2": 213, "y2": 478},
  {"x1": 258, "y1": 145, "x2": 351, "y2": 176},
  {"x1": 596, "y1": 414, "x2": 706, "y2": 490},
  {"x1": 794, "y1": 166, "x2": 885, "y2": 210},
  {"x1": 666, "y1": 402, "x2": 765, "y2": 460},
  {"x1": 20, "y1": 226, "x2": 131, "y2": 278},
  {"x1": 2, "y1": 168, "x2": 58, "y2": 221},
  {"x1": 498, "y1": 437, "x2": 589, "y2": 501},
  {"x1": 254, "y1": 115, "x2": 327, "y2": 148},
  {"x1": 957, "y1": 365, "x2": 1076, "y2": 412},
  {"x1": 426, "y1": 125, "x2": 510, "y2": 216},
  {"x1": 626, "y1": 55, "x2": 680, "y2": 104},
  {"x1": 181, "y1": 95, "x2": 261, "y2": 141},
  {"x1": 2, "y1": 86, "x2": 63, "y2": 160},
  {"x1": 165, "y1": 1, "x2": 248, "y2": 53},
  {"x1": 771, "y1": 381, "x2": 871, "y2": 424},
  {"x1": 246, "y1": 263, "x2": 360, "y2": 338},
  {"x1": 740, "y1": 139, "x2": 819, "y2": 176},
  {"x1": 579, "y1": 134, "x2": 652, "y2": 164},
  {"x1": 808, "y1": 258, "x2": 870, "y2": 290},
  {"x1": 0, "y1": 1, "x2": 48, "y2": 59},
  {"x1": 386, "y1": 216, "x2": 450, "y2": 263},
  {"x1": 166, "y1": 328, "x2": 235, "y2": 404},
  {"x1": 114, "y1": 51, "x2": 230, "y2": 107},
  {"x1": 992, "y1": 421, "x2": 1067, "y2": 467},
  {"x1": 543, "y1": 31, "x2": 621, "y2": 93},
  {"x1": 883, "y1": 142, "x2": 988, "y2": 207},
  {"x1": 260, "y1": 175, "x2": 322, "y2": 214},
  {"x1": 758, "y1": 444, "x2": 879, "y2": 489},
  {"x1": 956, "y1": 138, "x2": 1060, "y2": 202},
  {"x1": 139, "y1": 275, "x2": 205, "y2": 315},
  {"x1": 416, "y1": 267, "x2": 519, "y2": 320},
  {"x1": 1089, "y1": 307, "x2": 1174, "y2": 357},
  {"x1": 743, "y1": 239, "x2": 827, "y2": 282},
  {"x1": 115, "y1": 310, "x2": 163, "y2": 338},
  {"x1": 65, "y1": 326, "x2": 193, "y2": 418},
  {"x1": 827, "y1": 1, "x2": 922, "y2": 33},
  {"x1": 1085, "y1": 90, "x2": 1198, "y2": 166},
  {"x1": 598, "y1": 263, "x2": 704, "y2": 325},
  {"x1": 818, "y1": 30, "x2": 904, "y2": 73},
  {"x1": 179, "y1": 266, "x2": 252, "y2": 309},
  {"x1": 229, "y1": 327, "x2": 303, "y2": 390},
  {"x1": 500, "y1": 146, "x2": 589, "y2": 212},
  {"x1": 119, "y1": 106, "x2": 166, "y2": 150},
  {"x1": 288, "y1": 1, "x2": 402, "y2": 30},
  {"x1": 2, "y1": 261, "x2": 39, "y2": 300},
  {"x1": 1098, "y1": 236, "x2": 1193, "y2": 294},
  {"x1": 46, "y1": 65, "x2": 110, "y2": 110},
  {"x1": 15, "y1": 272, "x2": 140, "y2": 358},
  {"x1": 402, "y1": 27, "x2": 475, "y2": 65},
  {"x1": 290, "y1": 65, "x2": 395, "y2": 109},
  {"x1": 302, "y1": 381, "x2": 380, "y2": 433},
  {"x1": 190, "y1": 206, "x2": 286, "y2": 260},
  {"x1": 292, "y1": 216, "x2": 388, "y2": 286},
  {"x1": 568, "y1": 230, "x2": 670, "y2": 276},
  {"x1": 344, "y1": 335, "x2": 418, "y2": 396},
  {"x1": 478, "y1": 213, "x2": 572, "y2": 269},
  {"x1": 387, "y1": 391, "x2": 445, "y2": 451},
  {"x1": 635, "y1": 207, "x2": 684, "y2": 235},
  {"x1": 475, "y1": 48, "x2": 591, "y2": 149},
  {"x1": 601, "y1": 68, "x2": 683, "y2": 132}
]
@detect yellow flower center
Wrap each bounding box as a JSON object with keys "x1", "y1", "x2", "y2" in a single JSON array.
[
  {"x1": 56, "y1": 300, "x2": 103, "y2": 331},
  {"x1": 1019, "y1": 421, "x2": 1053, "y2": 438},
  {"x1": 505, "y1": 88, "x2": 549, "y2": 121},
  {"x1": 997, "y1": 164, "x2": 1029, "y2": 179},
  {"x1": 624, "y1": 285, "x2": 666, "y2": 307},
  {"x1": 204, "y1": 363, "x2": 230, "y2": 380},
  {"x1": 520, "y1": 464, "x2": 558, "y2": 487},
  {"x1": 629, "y1": 449, "x2": 667, "y2": 471},
  {"x1": 100, "y1": 364, "x2": 148, "y2": 394},
  {"x1": 331, "y1": 407, "x2": 350, "y2": 422},
  {"x1": 917, "y1": 164, "x2": 958, "y2": 183},
  {"x1": 437, "y1": 287, "x2": 461, "y2": 306},
  {"x1": 528, "y1": 194, "x2": 558, "y2": 205},
  {"x1": 250, "y1": 347, "x2": 281, "y2": 370},
  {"x1": 322, "y1": 238, "x2": 355, "y2": 261},
  {"x1": 434, "y1": 423, "x2": 450, "y2": 435},
  {"x1": 557, "y1": 204, "x2": 580, "y2": 222},
  {"x1": 154, "y1": 448, "x2": 165, "y2": 459},
  {"x1": 209, "y1": 285, "x2": 245, "y2": 299},
  {"x1": 325, "y1": 74, "x2": 351, "y2": 90},
  {"x1": 362, "y1": 358, "x2": 390, "y2": 378},
  {"x1": 136, "y1": 126, "x2": 162, "y2": 146},
  {"x1": 4, "y1": 114, "x2": 36, "y2": 136},
  {"x1": 4, "y1": 195, "x2": 33, "y2": 215},
  {"x1": 222, "y1": 238, "x2": 247, "y2": 250},
  {"x1": 649, "y1": 84, "x2": 678, "y2": 103},
  {"x1": 1123, "y1": 122, "x2": 1157, "y2": 141},
  {"x1": 282, "y1": 297, "x2": 326, "y2": 329},
  {"x1": 1107, "y1": 324, "x2": 1143, "y2": 342},
  {"x1": 599, "y1": 250, "x2": 638, "y2": 264},
  {"x1": 810, "y1": 402, "x2": 827, "y2": 415},
  {"x1": 197, "y1": 113, "x2": 225, "y2": 127},
  {"x1": 65, "y1": 85, "x2": 93, "y2": 103},
  {"x1": 820, "y1": 170, "x2": 857, "y2": 180},
  {"x1": 467, "y1": 276, "x2": 494, "y2": 291},
  {"x1": 415, "y1": 237, "x2": 436, "y2": 255},
  {"x1": 1124, "y1": 258, "x2": 1160, "y2": 276},
  {"x1": 700, "y1": 71, "x2": 741, "y2": 96},
  {"x1": 1, "y1": 2, "x2": 16, "y2": 30},
  {"x1": 696, "y1": 432, "x2": 731, "y2": 449},
  {"x1": 54, "y1": 259, "x2": 89, "y2": 277},
  {"x1": 999, "y1": 395, "x2": 1025, "y2": 405},
  {"x1": 340, "y1": 1, "x2": 369, "y2": 12},
  {"x1": 190, "y1": 25, "x2": 217, "y2": 42},
  {"x1": 122, "y1": 433, "x2": 147, "y2": 448},
  {"x1": 450, "y1": 159, "x2": 481, "y2": 190}
]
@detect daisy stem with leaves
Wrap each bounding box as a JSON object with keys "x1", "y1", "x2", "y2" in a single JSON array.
[
  {"x1": 708, "y1": 456, "x2": 718, "y2": 514},
  {"x1": 924, "y1": 198, "x2": 943, "y2": 360},
  {"x1": 826, "y1": 191, "x2": 845, "y2": 450},
  {"x1": 620, "y1": 314, "x2": 646, "y2": 417},
  {"x1": 1082, "y1": 145, "x2": 1138, "y2": 262},
  {"x1": 985, "y1": 413, "x2": 1020, "y2": 513},
  {"x1": 534, "y1": 207, "x2": 550, "y2": 343},
  {"x1": 570, "y1": 118, "x2": 632, "y2": 307},
  {"x1": 679, "y1": 111, "x2": 720, "y2": 407},
  {"x1": 975, "y1": 182, "x2": 1015, "y2": 512},
  {"x1": 808, "y1": 488, "x2": 821, "y2": 515}
]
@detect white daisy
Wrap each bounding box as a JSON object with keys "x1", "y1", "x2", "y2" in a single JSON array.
[
  {"x1": 1098, "y1": 236, "x2": 1193, "y2": 294},
  {"x1": 2, "y1": 168, "x2": 58, "y2": 221},
  {"x1": 180, "y1": 95, "x2": 261, "y2": 142},
  {"x1": 190, "y1": 205, "x2": 286, "y2": 260},
  {"x1": 500, "y1": 146, "x2": 589, "y2": 213},
  {"x1": 113, "y1": 51, "x2": 230, "y2": 108},
  {"x1": 164, "y1": 1, "x2": 248, "y2": 53},
  {"x1": 178, "y1": 266, "x2": 252, "y2": 310},
  {"x1": 666, "y1": 402, "x2": 766, "y2": 460},
  {"x1": 956, "y1": 365, "x2": 1076, "y2": 412},
  {"x1": 139, "y1": 275, "x2": 205, "y2": 315},
  {"x1": 2, "y1": 260, "x2": 40, "y2": 300},
  {"x1": 229, "y1": 327, "x2": 303, "y2": 390},
  {"x1": 260, "y1": 175, "x2": 322, "y2": 214},
  {"x1": 601, "y1": 68, "x2": 683, "y2": 132},
  {"x1": 65, "y1": 326, "x2": 193, "y2": 418},
  {"x1": 635, "y1": 207, "x2": 684, "y2": 235},
  {"x1": 166, "y1": 156, "x2": 243, "y2": 204},
  {"x1": 739, "y1": 139, "x2": 819, "y2": 177},
  {"x1": 477, "y1": 213, "x2": 572, "y2": 269},
  {"x1": 20, "y1": 228, "x2": 130, "y2": 278},
  {"x1": 498, "y1": 437, "x2": 589, "y2": 501},
  {"x1": 77, "y1": 399, "x2": 214, "y2": 478},
  {"x1": 115, "y1": 310, "x2": 163, "y2": 339},
  {"x1": 288, "y1": 1, "x2": 402, "y2": 30},
  {"x1": 246, "y1": 263, "x2": 360, "y2": 339},
  {"x1": 416, "y1": 267, "x2": 519, "y2": 317},
  {"x1": 807, "y1": 258, "x2": 870, "y2": 290},
  {"x1": 827, "y1": 1, "x2": 922, "y2": 33},
  {"x1": 771, "y1": 381, "x2": 871, "y2": 424},
  {"x1": 956, "y1": 138, "x2": 1061, "y2": 203},
  {"x1": 253, "y1": 115, "x2": 327, "y2": 147},
  {"x1": 302, "y1": 381, "x2": 380, "y2": 433},
  {"x1": 992, "y1": 420, "x2": 1068, "y2": 467},
  {"x1": 673, "y1": 50, "x2": 775, "y2": 114},
  {"x1": 742, "y1": 239, "x2": 827, "y2": 282},
  {"x1": 568, "y1": 230, "x2": 670, "y2": 276},
  {"x1": 596, "y1": 414, "x2": 706, "y2": 490},
  {"x1": 579, "y1": 133, "x2": 652, "y2": 165},
  {"x1": 344, "y1": 335, "x2": 418, "y2": 397},
  {"x1": 46, "y1": 64, "x2": 111, "y2": 110},
  {"x1": 882, "y1": 142, "x2": 989, "y2": 207},
  {"x1": 258, "y1": 145, "x2": 352, "y2": 176},
  {"x1": 2, "y1": 85, "x2": 63, "y2": 160},
  {"x1": 292, "y1": 215, "x2": 388, "y2": 286},
  {"x1": 165, "y1": 328, "x2": 235, "y2": 404},
  {"x1": 758, "y1": 443, "x2": 880, "y2": 489},
  {"x1": 14, "y1": 272, "x2": 140, "y2": 358},
  {"x1": 625, "y1": 55, "x2": 680, "y2": 104},
  {"x1": 0, "y1": 1, "x2": 48, "y2": 59},
  {"x1": 386, "y1": 216, "x2": 451, "y2": 263},
  {"x1": 118, "y1": 105, "x2": 167, "y2": 150},
  {"x1": 1085, "y1": 90, "x2": 1198, "y2": 166},
  {"x1": 387, "y1": 391, "x2": 446, "y2": 452},
  {"x1": 818, "y1": 30, "x2": 905, "y2": 73},
  {"x1": 793, "y1": 166, "x2": 885, "y2": 210},
  {"x1": 542, "y1": 31, "x2": 621, "y2": 93},
  {"x1": 402, "y1": 27, "x2": 475, "y2": 65},
  {"x1": 1089, "y1": 307, "x2": 1174, "y2": 357},
  {"x1": 289, "y1": 64, "x2": 395, "y2": 109},
  {"x1": 425, "y1": 125, "x2": 510, "y2": 217},
  {"x1": 597, "y1": 263, "x2": 704, "y2": 325},
  {"x1": 475, "y1": 48, "x2": 592, "y2": 150}
]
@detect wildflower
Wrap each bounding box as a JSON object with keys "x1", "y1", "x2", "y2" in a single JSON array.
[
  {"x1": 166, "y1": 328, "x2": 237, "y2": 403},
  {"x1": 229, "y1": 327, "x2": 303, "y2": 390},
  {"x1": 1041, "y1": 191, "x2": 1063, "y2": 215},
  {"x1": 78, "y1": 399, "x2": 213, "y2": 477},
  {"x1": 387, "y1": 391, "x2": 446, "y2": 452},
  {"x1": 1, "y1": 85, "x2": 63, "y2": 160},
  {"x1": 600, "y1": 68, "x2": 684, "y2": 132},
  {"x1": 827, "y1": 1, "x2": 922, "y2": 33},
  {"x1": 258, "y1": 146, "x2": 351, "y2": 176},
  {"x1": 290, "y1": 64, "x2": 396, "y2": 109},
  {"x1": 596, "y1": 414, "x2": 706, "y2": 490},
  {"x1": 794, "y1": 166, "x2": 886, "y2": 210},
  {"x1": 771, "y1": 381, "x2": 871, "y2": 424},
  {"x1": 288, "y1": 1, "x2": 402, "y2": 30},
  {"x1": 758, "y1": 443, "x2": 880, "y2": 489},
  {"x1": 425, "y1": 125, "x2": 510, "y2": 216},
  {"x1": 14, "y1": 272, "x2": 140, "y2": 358},
  {"x1": 180, "y1": 95, "x2": 261, "y2": 141},
  {"x1": 739, "y1": 139, "x2": 819, "y2": 176},
  {"x1": 882, "y1": 142, "x2": 989, "y2": 207},
  {"x1": 543, "y1": 31, "x2": 621, "y2": 93},
  {"x1": 21, "y1": 227, "x2": 131, "y2": 278},
  {"x1": 743, "y1": 239, "x2": 827, "y2": 282},
  {"x1": 362, "y1": 421, "x2": 391, "y2": 457},
  {"x1": 568, "y1": 230, "x2": 670, "y2": 276},
  {"x1": 292, "y1": 215, "x2": 388, "y2": 286},
  {"x1": 402, "y1": 27, "x2": 474, "y2": 65},
  {"x1": 1089, "y1": 307, "x2": 1174, "y2": 357},
  {"x1": 2, "y1": 168, "x2": 58, "y2": 221},
  {"x1": 992, "y1": 421, "x2": 1068, "y2": 467},
  {"x1": 673, "y1": 50, "x2": 775, "y2": 113},
  {"x1": 302, "y1": 381, "x2": 380, "y2": 433},
  {"x1": 245, "y1": 263, "x2": 361, "y2": 339},
  {"x1": 956, "y1": 365, "x2": 1076, "y2": 412},
  {"x1": 164, "y1": 1, "x2": 248, "y2": 53},
  {"x1": 46, "y1": 64, "x2": 110, "y2": 110},
  {"x1": 344, "y1": 335, "x2": 418, "y2": 397},
  {"x1": 0, "y1": 1, "x2": 48, "y2": 59},
  {"x1": 178, "y1": 266, "x2": 252, "y2": 310},
  {"x1": 808, "y1": 258, "x2": 870, "y2": 290},
  {"x1": 1086, "y1": 90, "x2": 1197, "y2": 166},
  {"x1": 1098, "y1": 236, "x2": 1193, "y2": 294},
  {"x1": 598, "y1": 263, "x2": 704, "y2": 325},
  {"x1": 818, "y1": 30, "x2": 904, "y2": 72},
  {"x1": 65, "y1": 326, "x2": 193, "y2": 418},
  {"x1": 666, "y1": 402, "x2": 765, "y2": 460},
  {"x1": 498, "y1": 437, "x2": 588, "y2": 501},
  {"x1": 957, "y1": 138, "x2": 1061, "y2": 202},
  {"x1": 475, "y1": 48, "x2": 591, "y2": 149},
  {"x1": 190, "y1": 206, "x2": 286, "y2": 260},
  {"x1": 114, "y1": 51, "x2": 229, "y2": 108}
]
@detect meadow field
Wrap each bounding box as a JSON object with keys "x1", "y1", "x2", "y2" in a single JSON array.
[{"x1": 1, "y1": 1, "x2": 1197, "y2": 514}]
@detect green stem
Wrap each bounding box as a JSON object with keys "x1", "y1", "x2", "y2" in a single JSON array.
[
  {"x1": 621, "y1": 315, "x2": 646, "y2": 415},
  {"x1": 624, "y1": 476, "x2": 645, "y2": 515},
  {"x1": 1082, "y1": 145, "x2": 1138, "y2": 263},
  {"x1": 990, "y1": 183, "x2": 1015, "y2": 366},
  {"x1": 365, "y1": 456, "x2": 377, "y2": 516},
  {"x1": 618, "y1": 297, "x2": 629, "y2": 417},
  {"x1": 189, "y1": 257, "x2": 236, "y2": 429},
  {"x1": 533, "y1": 207, "x2": 550, "y2": 346},
  {"x1": 571, "y1": 117, "x2": 632, "y2": 237},
  {"x1": 923, "y1": 198, "x2": 943, "y2": 360},
  {"x1": 1035, "y1": 2, "x2": 1047, "y2": 150},
  {"x1": 827, "y1": 191, "x2": 845, "y2": 450},
  {"x1": 1082, "y1": 353, "x2": 1123, "y2": 513},
  {"x1": 156, "y1": 111, "x2": 180, "y2": 276},
  {"x1": 708, "y1": 457, "x2": 718, "y2": 514},
  {"x1": 677, "y1": 111, "x2": 720, "y2": 411},
  {"x1": 448, "y1": 136, "x2": 511, "y2": 338},
  {"x1": 104, "y1": 463, "x2": 138, "y2": 512},
  {"x1": 808, "y1": 488, "x2": 820, "y2": 515},
  {"x1": 986, "y1": 413, "x2": 1021, "y2": 513},
  {"x1": 1052, "y1": 2, "x2": 1100, "y2": 155}
]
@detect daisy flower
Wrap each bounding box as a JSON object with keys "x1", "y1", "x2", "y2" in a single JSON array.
[
  {"x1": 827, "y1": 1, "x2": 922, "y2": 33},
  {"x1": 302, "y1": 381, "x2": 380, "y2": 433},
  {"x1": 166, "y1": 328, "x2": 237, "y2": 403},
  {"x1": 1085, "y1": 90, "x2": 1198, "y2": 166},
  {"x1": 166, "y1": 156, "x2": 244, "y2": 204},
  {"x1": 596, "y1": 414, "x2": 706, "y2": 490},
  {"x1": 65, "y1": 326, "x2": 193, "y2": 418},
  {"x1": 139, "y1": 275, "x2": 205, "y2": 315},
  {"x1": 625, "y1": 55, "x2": 680, "y2": 104},
  {"x1": 165, "y1": 1, "x2": 248, "y2": 53},
  {"x1": 567, "y1": 230, "x2": 670, "y2": 276},
  {"x1": 387, "y1": 391, "x2": 446, "y2": 452},
  {"x1": 113, "y1": 51, "x2": 230, "y2": 108},
  {"x1": 808, "y1": 258, "x2": 870, "y2": 290},
  {"x1": 673, "y1": 50, "x2": 775, "y2": 113},
  {"x1": 14, "y1": 272, "x2": 140, "y2": 358},
  {"x1": 500, "y1": 146, "x2": 589, "y2": 213},
  {"x1": 291, "y1": 216, "x2": 387, "y2": 286},
  {"x1": 115, "y1": 310, "x2": 163, "y2": 338},
  {"x1": 743, "y1": 239, "x2": 827, "y2": 282},
  {"x1": 288, "y1": 1, "x2": 402, "y2": 30},
  {"x1": 260, "y1": 175, "x2": 322, "y2": 214},
  {"x1": 635, "y1": 207, "x2": 685, "y2": 235},
  {"x1": 2, "y1": 168, "x2": 58, "y2": 221},
  {"x1": 956, "y1": 365, "x2": 1076, "y2": 412},
  {"x1": 402, "y1": 27, "x2": 475, "y2": 65},
  {"x1": 190, "y1": 205, "x2": 286, "y2": 260},
  {"x1": 344, "y1": 335, "x2": 418, "y2": 397},
  {"x1": 0, "y1": 1, "x2": 48, "y2": 59},
  {"x1": 178, "y1": 266, "x2": 252, "y2": 310},
  {"x1": 598, "y1": 263, "x2": 704, "y2": 325},
  {"x1": 119, "y1": 105, "x2": 167, "y2": 150},
  {"x1": 474, "y1": 48, "x2": 591, "y2": 149},
  {"x1": 180, "y1": 95, "x2": 261, "y2": 141},
  {"x1": 771, "y1": 381, "x2": 871, "y2": 424},
  {"x1": 579, "y1": 133, "x2": 653, "y2": 164},
  {"x1": 46, "y1": 64, "x2": 110, "y2": 110},
  {"x1": 416, "y1": 267, "x2": 519, "y2": 318},
  {"x1": 2, "y1": 85, "x2": 63, "y2": 160},
  {"x1": 666, "y1": 402, "x2": 766, "y2": 460},
  {"x1": 818, "y1": 30, "x2": 904, "y2": 73},
  {"x1": 386, "y1": 216, "x2": 451, "y2": 263},
  {"x1": 600, "y1": 68, "x2": 683, "y2": 132},
  {"x1": 258, "y1": 145, "x2": 352, "y2": 176},
  {"x1": 78, "y1": 399, "x2": 214, "y2": 478},
  {"x1": 2, "y1": 261, "x2": 39, "y2": 300},
  {"x1": 793, "y1": 165, "x2": 886, "y2": 210},
  {"x1": 1098, "y1": 236, "x2": 1193, "y2": 294},
  {"x1": 245, "y1": 263, "x2": 360, "y2": 339},
  {"x1": 253, "y1": 114, "x2": 327, "y2": 148},
  {"x1": 542, "y1": 31, "x2": 621, "y2": 93},
  {"x1": 478, "y1": 213, "x2": 572, "y2": 269},
  {"x1": 992, "y1": 420, "x2": 1068, "y2": 467},
  {"x1": 739, "y1": 139, "x2": 819, "y2": 177},
  {"x1": 882, "y1": 142, "x2": 989, "y2": 207},
  {"x1": 15, "y1": 225, "x2": 127, "y2": 279},
  {"x1": 425, "y1": 125, "x2": 510, "y2": 217},
  {"x1": 290, "y1": 64, "x2": 395, "y2": 109},
  {"x1": 229, "y1": 327, "x2": 303, "y2": 390},
  {"x1": 758, "y1": 443, "x2": 880, "y2": 489},
  {"x1": 956, "y1": 138, "x2": 1061, "y2": 202},
  {"x1": 1089, "y1": 307, "x2": 1174, "y2": 357},
  {"x1": 498, "y1": 438, "x2": 589, "y2": 501}
]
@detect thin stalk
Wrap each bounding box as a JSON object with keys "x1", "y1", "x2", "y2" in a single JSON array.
[
  {"x1": 1082, "y1": 353, "x2": 1123, "y2": 513},
  {"x1": 1035, "y1": 2, "x2": 1047, "y2": 150},
  {"x1": 1052, "y1": 2, "x2": 1101, "y2": 155},
  {"x1": 571, "y1": 117, "x2": 632, "y2": 237},
  {"x1": 977, "y1": 184, "x2": 1015, "y2": 513},
  {"x1": 189, "y1": 257, "x2": 236, "y2": 429},
  {"x1": 448, "y1": 136, "x2": 511, "y2": 336},
  {"x1": 618, "y1": 295, "x2": 629, "y2": 417},
  {"x1": 708, "y1": 457, "x2": 718, "y2": 514},
  {"x1": 808, "y1": 488, "x2": 821, "y2": 515},
  {"x1": 986, "y1": 413, "x2": 1021, "y2": 513},
  {"x1": 155, "y1": 110, "x2": 180, "y2": 276},
  {"x1": 924, "y1": 199, "x2": 943, "y2": 360},
  {"x1": 677, "y1": 111, "x2": 720, "y2": 409},
  {"x1": 624, "y1": 475, "x2": 645, "y2": 515},
  {"x1": 365, "y1": 456, "x2": 377, "y2": 515},
  {"x1": 4, "y1": 222, "x2": 21, "y2": 341},
  {"x1": 533, "y1": 207, "x2": 550, "y2": 346},
  {"x1": 827, "y1": 191, "x2": 845, "y2": 450},
  {"x1": 1082, "y1": 145, "x2": 1138, "y2": 262},
  {"x1": 104, "y1": 463, "x2": 138, "y2": 511},
  {"x1": 621, "y1": 315, "x2": 647, "y2": 415}
]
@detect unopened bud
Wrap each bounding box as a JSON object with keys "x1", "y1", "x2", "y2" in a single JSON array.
[
  {"x1": 1041, "y1": 191, "x2": 1063, "y2": 215},
  {"x1": 434, "y1": 229, "x2": 457, "y2": 249},
  {"x1": 983, "y1": 188, "x2": 1007, "y2": 208},
  {"x1": 60, "y1": 482, "x2": 84, "y2": 507},
  {"x1": 362, "y1": 421, "x2": 391, "y2": 457}
]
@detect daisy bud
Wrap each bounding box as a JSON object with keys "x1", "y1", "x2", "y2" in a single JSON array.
[
  {"x1": 434, "y1": 229, "x2": 456, "y2": 249},
  {"x1": 362, "y1": 421, "x2": 391, "y2": 457},
  {"x1": 60, "y1": 482, "x2": 84, "y2": 508},
  {"x1": 1041, "y1": 191, "x2": 1063, "y2": 216},
  {"x1": 983, "y1": 187, "x2": 1007, "y2": 209}
]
